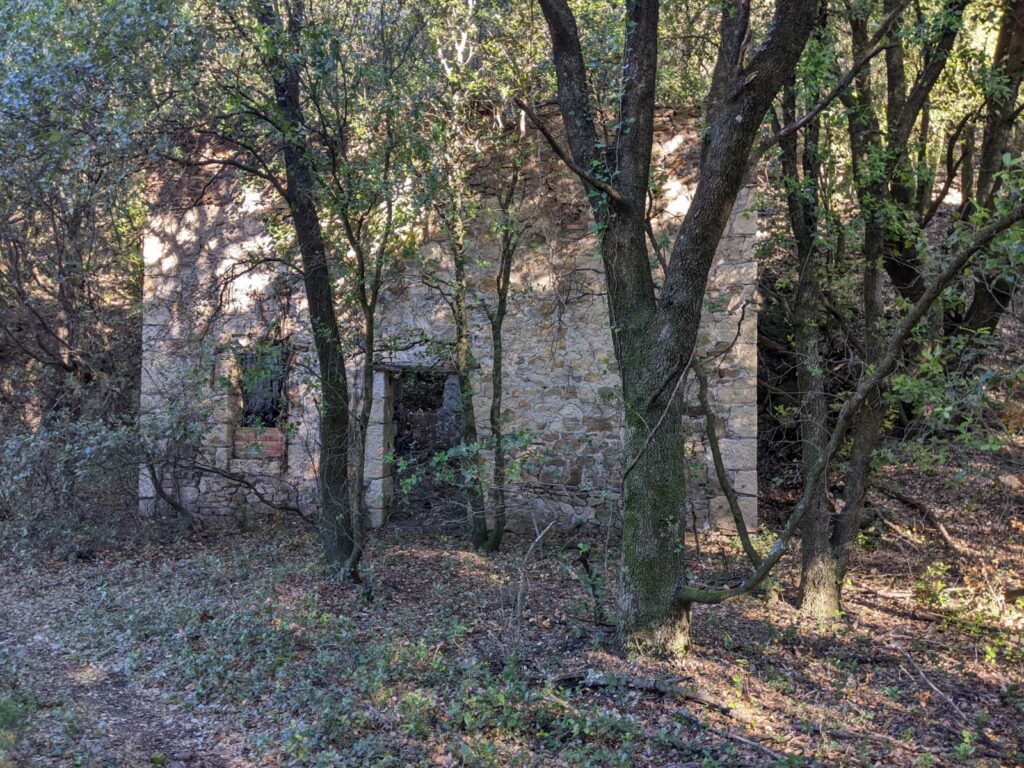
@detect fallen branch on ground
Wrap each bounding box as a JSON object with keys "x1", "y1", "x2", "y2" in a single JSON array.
[
  {"x1": 546, "y1": 670, "x2": 735, "y2": 717},
  {"x1": 889, "y1": 644, "x2": 969, "y2": 727},
  {"x1": 797, "y1": 721, "x2": 928, "y2": 751},
  {"x1": 878, "y1": 485, "x2": 962, "y2": 555},
  {"x1": 875, "y1": 511, "x2": 925, "y2": 549},
  {"x1": 675, "y1": 708, "x2": 793, "y2": 764}
]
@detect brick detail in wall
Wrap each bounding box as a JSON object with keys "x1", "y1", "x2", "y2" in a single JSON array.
[{"x1": 233, "y1": 427, "x2": 286, "y2": 460}]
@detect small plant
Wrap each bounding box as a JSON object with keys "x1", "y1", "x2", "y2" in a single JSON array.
[
  {"x1": 399, "y1": 689, "x2": 436, "y2": 738},
  {"x1": 952, "y1": 729, "x2": 976, "y2": 761},
  {"x1": 564, "y1": 542, "x2": 607, "y2": 624},
  {"x1": 0, "y1": 692, "x2": 34, "y2": 766},
  {"x1": 914, "y1": 561, "x2": 953, "y2": 608}
]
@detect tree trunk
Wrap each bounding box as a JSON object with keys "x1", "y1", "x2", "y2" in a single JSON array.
[
  {"x1": 795, "y1": 308, "x2": 841, "y2": 617},
  {"x1": 302, "y1": 225, "x2": 354, "y2": 572},
  {"x1": 294, "y1": 188, "x2": 354, "y2": 573},
  {"x1": 962, "y1": 278, "x2": 1015, "y2": 334},
  {"x1": 831, "y1": 395, "x2": 885, "y2": 569},
  {"x1": 451, "y1": 239, "x2": 488, "y2": 549},
  {"x1": 776, "y1": 74, "x2": 842, "y2": 617},
  {"x1": 796, "y1": 14, "x2": 888, "y2": 613},
  {"x1": 484, "y1": 175, "x2": 518, "y2": 554},
  {"x1": 536, "y1": 0, "x2": 817, "y2": 654},
  {"x1": 799, "y1": 540, "x2": 842, "y2": 616},
  {"x1": 345, "y1": 312, "x2": 375, "y2": 581},
  {"x1": 484, "y1": 310, "x2": 507, "y2": 553},
  {"x1": 619, "y1": 388, "x2": 691, "y2": 653},
  {"x1": 607, "y1": 216, "x2": 692, "y2": 653},
  {"x1": 256, "y1": 3, "x2": 354, "y2": 572}
]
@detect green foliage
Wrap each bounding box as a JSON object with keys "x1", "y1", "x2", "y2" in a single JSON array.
[
  {"x1": 910, "y1": 557, "x2": 1024, "y2": 666},
  {"x1": 390, "y1": 428, "x2": 539, "y2": 502},
  {"x1": 952, "y1": 729, "x2": 976, "y2": 762},
  {"x1": 914, "y1": 560, "x2": 954, "y2": 609},
  {"x1": 0, "y1": 0, "x2": 160, "y2": 421},
  {"x1": 0, "y1": 692, "x2": 33, "y2": 767},
  {"x1": 53, "y1": 542, "x2": 681, "y2": 766},
  {"x1": 0, "y1": 417, "x2": 141, "y2": 557}
]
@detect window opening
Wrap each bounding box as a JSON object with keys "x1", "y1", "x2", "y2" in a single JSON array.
[{"x1": 237, "y1": 342, "x2": 289, "y2": 428}]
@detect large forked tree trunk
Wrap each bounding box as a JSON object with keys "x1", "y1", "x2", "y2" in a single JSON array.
[
  {"x1": 536, "y1": 0, "x2": 816, "y2": 652},
  {"x1": 612, "y1": 218, "x2": 692, "y2": 652},
  {"x1": 256, "y1": 3, "x2": 355, "y2": 575}
]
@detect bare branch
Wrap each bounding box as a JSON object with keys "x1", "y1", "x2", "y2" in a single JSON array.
[{"x1": 514, "y1": 99, "x2": 629, "y2": 209}]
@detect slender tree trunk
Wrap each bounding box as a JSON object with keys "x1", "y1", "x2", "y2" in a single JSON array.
[
  {"x1": 346, "y1": 312, "x2": 375, "y2": 581},
  {"x1": 795, "y1": 276, "x2": 841, "y2": 617},
  {"x1": 294, "y1": 198, "x2": 354, "y2": 572},
  {"x1": 256, "y1": 3, "x2": 354, "y2": 572},
  {"x1": 961, "y1": 124, "x2": 976, "y2": 209},
  {"x1": 794, "y1": 315, "x2": 843, "y2": 617},
  {"x1": 484, "y1": 309, "x2": 507, "y2": 553},
  {"x1": 828, "y1": 85, "x2": 887, "y2": 609},
  {"x1": 831, "y1": 393, "x2": 884, "y2": 568},
  {"x1": 299, "y1": 211, "x2": 353, "y2": 571},
  {"x1": 776, "y1": 73, "x2": 843, "y2": 617},
  {"x1": 828, "y1": 200, "x2": 887, "y2": 584},
  {"x1": 794, "y1": 8, "x2": 890, "y2": 612},
  {"x1": 451, "y1": 238, "x2": 488, "y2": 549},
  {"x1": 800, "y1": 82, "x2": 886, "y2": 611},
  {"x1": 484, "y1": 173, "x2": 519, "y2": 553}
]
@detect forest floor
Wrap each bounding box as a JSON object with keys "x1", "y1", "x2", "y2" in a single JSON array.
[{"x1": 1, "y1": 443, "x2": 1022, "y2": 767}]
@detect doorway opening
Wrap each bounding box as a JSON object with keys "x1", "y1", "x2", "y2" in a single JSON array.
[{"x1": 389, "y1": 369, "x2": 464, "y2": 526}]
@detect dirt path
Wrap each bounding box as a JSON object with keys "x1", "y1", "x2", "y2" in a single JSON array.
[{"x1": 0, "y1": 572, "x2": 240, "y2": 768}]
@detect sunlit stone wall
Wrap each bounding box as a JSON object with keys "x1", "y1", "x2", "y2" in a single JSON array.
[{"x1": 139, "y1": 114, "x2": 758, "y2": 532}]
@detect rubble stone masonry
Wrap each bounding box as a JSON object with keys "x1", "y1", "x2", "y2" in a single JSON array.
[{"x1": 139, "y1": 115, "x2": 758, "y2": 533}]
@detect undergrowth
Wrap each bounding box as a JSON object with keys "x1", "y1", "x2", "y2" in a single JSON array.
[{"x1": 55, "y1": 541, "x2": 724, "y2": 767}]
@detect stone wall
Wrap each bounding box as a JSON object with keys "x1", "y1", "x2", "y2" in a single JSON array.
[
  {"x1": 138, "y1": 165, "x2": 321, "y2": 523},
  {"x1": 139, "y1": 116, "x2": 758, "y2": 532}
]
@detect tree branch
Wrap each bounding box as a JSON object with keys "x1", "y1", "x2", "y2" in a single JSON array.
[
  {"x1": 675, "y1": 202, "x2": 1024, "y2": 605},
  {"x1": 515, "y1": 99, "x2": 629, "y2": 209},
  {"x1": 753, "y1": 0, "x2": 909, "y2": 166}
]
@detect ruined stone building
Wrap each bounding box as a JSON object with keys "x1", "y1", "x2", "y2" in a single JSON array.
[{"x1": 139, "y1": 116, "x2": 759, "y2": 533}]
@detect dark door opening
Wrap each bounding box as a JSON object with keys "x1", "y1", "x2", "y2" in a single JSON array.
[{"x1": 390, "y1": 370, "x2": 464, "y2": 525}]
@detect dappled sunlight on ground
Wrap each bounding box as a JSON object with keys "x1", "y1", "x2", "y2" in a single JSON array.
[{"x1": 1, "y1": 464, "x2": 1022, "y2": 767}]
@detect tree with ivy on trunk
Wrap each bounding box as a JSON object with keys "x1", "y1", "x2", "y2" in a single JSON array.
[{"x1": 527, "y1": 0, "x2": 817, "y2": 653}]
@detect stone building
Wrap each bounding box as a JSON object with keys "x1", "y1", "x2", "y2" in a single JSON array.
[{"x1": 138, "y1": 116, "x2": 758, "y2": 533}]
